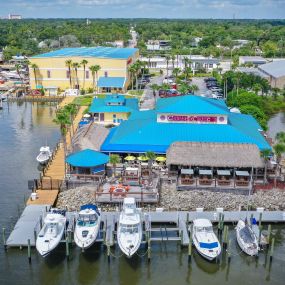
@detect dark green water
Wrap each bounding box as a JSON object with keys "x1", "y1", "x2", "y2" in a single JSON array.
[{"x1": 0, "y1": 103, "x2": 285, "y2": 285}]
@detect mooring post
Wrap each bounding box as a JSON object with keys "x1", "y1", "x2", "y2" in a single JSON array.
[
  {"x1": 250, "y1": 213, "x2": 253, "y2": 224},
  {"x1": 2, "y1": 227, "x2": 7, "y2": 250},
  {"x1": 259, "y1": 212, "x2": 262, "y2": 230},
  {"x1": 107, "y1": 244, "x2": 111, "y2": 263},
  {"x1": 223, "y1": 225, "x2": 228, "y2": 249},
  {"x1": 258, "y1": 225, "x2": 263, "y2": 246},
  {"x1": 218, "y1": 213, "x2": 221, "y2": 235},
  {"x1": 34, "y1": 230, "x2": 37, "y2": 244},
  {"x1": 186, "y1": 212, "x2": 189, "y2": 225},
  {"x1": 221, "y1": 214, "x2": 224, "y2": 232},
  {"x1": 267, "y1": 224, "x2": 272, "y2": 247},
  {"x1": 227, "y1": 239, "x2": 231, "y2": 263},
  {"x1": 270, "y1": 238, "x2": 275, "y2": 262},
  {"x1": 147, "y1": 237, "x2": 151, "y2": 262},
  {"x1": 66, "y1": 234, "x2": 70, "y2": 260},
  {"x1": 27, "y1": 239, "x2": 31, "y2": 263},
  {"x1": 180, "y1": 230, "x2": 183, "y2": 247},
  {"x1": 188, "y1": 231, "x2": 192, "y2": 263}
]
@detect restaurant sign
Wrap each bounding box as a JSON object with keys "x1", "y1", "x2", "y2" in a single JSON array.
[{"x1": 157, "y1": 113, "x2": 227, "y2": 124}]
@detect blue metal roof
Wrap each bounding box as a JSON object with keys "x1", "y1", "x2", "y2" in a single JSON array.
[
  {"x1": 89, "y1": 94, "x2": 138, "y2": 113},
  {"x1": 156, "y1": 95, "x2": 230, "y2": 115},
  {"x1": 97, "y1": 77, "x2": 126, "y2": 88},
  {"x1": 66, "y1": 149, "x2": 109, "y2": 167},
  {"x1": 31, "y1": 47, "x2": 138, "y2": 59},
  {"x1": 100, "y1": 101, "x2": 271, "y2": 154}
]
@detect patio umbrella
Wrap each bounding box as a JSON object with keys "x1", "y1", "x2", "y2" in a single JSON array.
[
  {"x1": 124, "y1": 155, "x2": 136, "y2": 161},
  {"x1": 138, "y1": 155, "x2": 149, "y2": 161},
  {"x1": 156, "y1": 156, "x2": 166, "y2": 162}
]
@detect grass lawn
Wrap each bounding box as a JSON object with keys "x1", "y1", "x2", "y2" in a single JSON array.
[
  {"x1": 127, "y1": 90, "x2": 144, "y2": 96},
  {"x1": 73, "y1": 94, "x2": 105, "y2": 106}
]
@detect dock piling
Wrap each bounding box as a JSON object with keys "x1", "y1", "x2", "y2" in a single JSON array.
[
  {"x1": 27, "y1": 239, "x2": 31, "y2": 263},
  {"x1": 188, "y1": 231, "x2": 192, "y2": 263},
  {"x1": 270, "y1": 237, "x2": 275, "y2": 262},
  {"x1": 2, "y1": 227, "x2": 7, "y2": 250},
  {"x1": 34, "y1": 229, "x2": 37, "y2": 244},
  {"x1": 267, "y1": 224, "x2": 272, "y2": 247},
  {"x1": 65, "y1": 235, "x2": 70, "y2": 260},
  {"x1": 227, "y1": 239, "x2": 231, "y2": 263},
  {"x1": 147, "y1": 238, "x2": 151, "y2": 262},
  {"x1": 107, "y1": 244, "x2": 111, "y2": 263}
]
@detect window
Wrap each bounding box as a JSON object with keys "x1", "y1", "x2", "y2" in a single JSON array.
[
  {"x1": 209, "y1": 64, "x2": 213, "y2": 68},
  {"x1": 86, "y1": 70, "x2": 89, "y2": 79},
  {"x1": 113, "y1": 114, "x2": 117, "y2": 118},
  {"x1": 104, "y1": 71, "x2": 108, "y2": 77},
  {"x1": 47, "y1": 70, "x2": 51, "y2": 78},
  {"x1": 66, "y1": 70, "x2": 70, "y2": 78}
]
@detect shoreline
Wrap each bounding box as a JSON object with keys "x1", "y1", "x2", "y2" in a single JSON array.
[{"x1": 56, "y1": 182, "x2": 285, "y2": 212}]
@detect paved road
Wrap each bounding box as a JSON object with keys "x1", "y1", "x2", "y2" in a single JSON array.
[
  {"x1": 191, "y1": 77, "x2": 210, "y2": 96},
  {"x1": 140, "y1": 74, "x2": 164, "y2": 110}
]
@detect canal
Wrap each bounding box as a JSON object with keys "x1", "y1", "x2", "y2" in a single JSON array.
[{"x1": 0, "y1": 102, "x2": 284, "y2": 285}]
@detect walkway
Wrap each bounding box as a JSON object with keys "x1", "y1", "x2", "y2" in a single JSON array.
[{"x1": 27, "y1": 96, "x2": 86, "y2": 205}]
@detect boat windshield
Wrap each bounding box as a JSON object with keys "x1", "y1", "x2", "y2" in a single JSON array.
[
  {"x1": 196, "y1": 226, "x2": 213, "y2": 232},
  {"x1": 78, "y1": 214, "x2": 97, "y2": 226},
  {"x1": 199, "y1": 242, "x2": 219, "y2": 249},
  {"x1": 120, "y1": 224, "x2": 139, "y2": 234}
]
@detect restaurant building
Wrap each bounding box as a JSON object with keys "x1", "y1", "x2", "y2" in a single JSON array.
[{"x1": 29, "y1": 47, "x2": 139, "y2": 92}]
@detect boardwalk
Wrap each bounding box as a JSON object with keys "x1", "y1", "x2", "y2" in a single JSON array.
[{"x1": 28, "y1": 96, "x2": 86, "y2": 205}]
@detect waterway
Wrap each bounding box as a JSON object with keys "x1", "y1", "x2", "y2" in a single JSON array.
[
  {"x1": 268, "y1": 112, "x2": 285, "y2": 139},
  {"x1": 0, "y1": 103, "x2": 285, "y2": 285}
]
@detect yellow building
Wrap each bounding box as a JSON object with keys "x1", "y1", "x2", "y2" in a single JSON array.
[
  {"x1": 89, "y1": 94, "x2": 139, "y2": 125},
  {"x1": 29, "y1": 47, "x2": 139, "y2": 93}
]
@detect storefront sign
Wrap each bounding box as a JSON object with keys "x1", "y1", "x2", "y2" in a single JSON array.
[{"x1": 157, "y1": 114, "x2": 227, "y2": 124}]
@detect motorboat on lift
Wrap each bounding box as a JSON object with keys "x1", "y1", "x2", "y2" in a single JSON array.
[
  {"x1": 36, "y1": 146, "x2": 52, "y2": 164},
  {"x1": 192, "y1": 218, "x2": 221, "y2": 261},
  {"x1": 236, "y1": 219, "x2": 259, "y2": 256},
  {"x1": 36, "y1": 209, "x2": 66, "y2": 257},
  {"x1": 117, "y1": 198, "x2": 142, "y2": 258},
  {"x1": 74, "y1": 204, "x2": 101, "y2": 249}
]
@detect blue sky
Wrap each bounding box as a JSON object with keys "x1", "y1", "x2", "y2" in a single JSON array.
[{"x1": 0, "y1": 0, "x2": 285, "y2": 19}]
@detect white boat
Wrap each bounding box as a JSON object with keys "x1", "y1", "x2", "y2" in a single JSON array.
[
  {"x1": 236, "y1": 220, "x2": 259, "y2": 256},
  {"x1": 117, "y1": 198, "x2": 142, "y2": 257},
  {"x1": 36, "y1": 210, "x2": 66, "y2": 257},
  {"x1": 74, "y1": 204, "x2": 101, "y2": 249},
  {"x1": 192, "y1": 219, "x2": 221, "y2": 261},
  {"x1": 36, "y1": 146, "x2": 52, "y2": 164}
]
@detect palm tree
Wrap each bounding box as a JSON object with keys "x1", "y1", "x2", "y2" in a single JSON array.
[
  {"x1": 89, "y1": 65, "x2": 101, "y2": 93},
  {"x1": 128, "y1": 64, "x2": 136, "y2": 91},
  {"x1": 146, "y1": 151, "x2": 156, "y2": 172},
  {"x1": 276, "y1": 131, "x2": 285, "y2": 144},
  {"x1": 30, "y1": 63, "x2": 38, "y2": 87},
  {"x1": 234, "y1": 72, "x2": 242, "y2": 96},
  {"x1": 150, "y1": 83, "x2": 159, "y2": 97},
  {"x1": 53, "y1": 109, "x2": 71, "y2": 175},
  {"x1": 260, "y1": 149, "x2": 271, "y2": 185},
  {"x1": 65, "y1": 59, "x2": 73, "y2": 89},
  {"x1": 172, "y1": 67, "x2": 180, "y2": 79},
  {"x1": 80, "y1": 59, "x2": 88, "y2": 90},
  {"x1": 190, "y1": 84, "x2": 199, "y2": 95},
  {"x1": 253, "y1": 83, "x2": 261, "y2": 95},
  {"x1": 133, "y1": 62, "x2": 141, "y2": 90},
  {"x1": 272, "y1": 87, "x2": 280, "y2": 100},
  {"x1": 178, "y1": 83, "x2": 189, "y2": 95},
  {"x1": 72, "y1": 62, "x2": 80, "y2": 89},
  {"x1": 273, "y1": 143, "x2": 285, "y2": 187},
  {"x1": 165, "y1": 55, "x2": 171, "y2": 78},
  {"x1": 15, "y1": 64, "x2": 23, "y2": 82},
  {"x1": 64, "y1": 103, "x2": 77, "y2": 136},
  {"x1": 110, "y1": 154, "x2": 120, "y2": 177},
  {"x1": 171, "y1": 54, "x2": 176, "y2": 70}
]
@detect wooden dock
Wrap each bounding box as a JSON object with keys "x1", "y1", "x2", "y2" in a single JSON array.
[
  {"x1": 27, "y1": 96, "x2": 86, "y2": 206},
  {"x1": 6, "y1": 206, "x2": 285, "y2": 248}
]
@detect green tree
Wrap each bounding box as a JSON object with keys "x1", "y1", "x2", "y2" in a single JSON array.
[
  {"x1": 65, "y1": 59, "x2": 73, "y2": 89},
  {"x1": 165, "y1": 54, "x2": 171, "y2": 78},
  {"x1": 30, "y1": 63, "x2": 38, "y2": 87},
  {"x1": 110, "y1": 154, "x2": 120, "y2": 177},
  {"x1": 172, "y1": 67, "x2": 181, "y2": 79},
  {"x1": 72, "y1": 62, "x2": 80, "y2": 89},
  {"x1": 80, "y1": 59, "x2": 88, "y2": 90},
  {"x1": 190, "y1": 84, "x2": 199, "y2": 95},
  {"x1": 146, "y1": 151, "x2": 156, "y2": 171},
  {"x1": 89, "y1": 65, "x2": 101, "y2": 93},
  {"x1": 239, "y1": 105, "x2": 268, "y2": 130},
  {"x1": 150, "y1": 83, "x2": 159, "y2": 97}
]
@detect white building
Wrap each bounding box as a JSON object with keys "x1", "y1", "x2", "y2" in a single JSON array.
[
  {"x1": 146, "y1": 40, "x2": 171, "y2": 51},
  {"x1": 239, "y1": 56, "x2": 267, "y2": 66},
  {"x1": 8, "y1": 14, "x2": 22, "y2": 20}
]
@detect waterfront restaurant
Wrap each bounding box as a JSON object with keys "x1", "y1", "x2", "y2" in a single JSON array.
[
  {"x1": 100, "y1": 95, "x2": 271, "y2": 190},
  {"x1": 89, "y1": 94, "x2": 138, "y2": 125}
]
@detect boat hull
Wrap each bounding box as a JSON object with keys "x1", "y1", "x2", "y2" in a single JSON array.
[{"x1": 117, "y1": 229, "x2": 142, "y2": 258}]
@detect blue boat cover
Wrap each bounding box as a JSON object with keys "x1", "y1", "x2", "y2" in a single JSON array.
[
  {"x1": 80, "y1": 204, "x2": 100, "y2": 216},
  {"x1": 199, "y1": 242, "x2": 219, "y2": 249}
]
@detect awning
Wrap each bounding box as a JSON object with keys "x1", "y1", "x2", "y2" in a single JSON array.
[
  {"x1": 235, "y1": 171, "x2": 250, "y2": 176},
  {"x1": 181, "y1": 169, "x2": 194, "y2": 175},
  {"x1": 217, "y1": 170, "x2": 231, "y2": 176},
  {"x1": 199, "y1": 169, "x2": 212, "y2": 175},
  {"x1": 97, "y1": 77, "x2": 126, "y2": 88},
  {"x1": 66, "y1": 149, "x2": 109, "y2": 167}
]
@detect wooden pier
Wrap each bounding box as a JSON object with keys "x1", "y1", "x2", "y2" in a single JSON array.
[
  {"x1": 28, "y1": 96, "x2": 86, "y2": 206},
  {"x1": 5, "y1": 206, "x2": 285, "y2": 248}
]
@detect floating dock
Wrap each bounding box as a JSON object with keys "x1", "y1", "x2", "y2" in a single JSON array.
[{"x1": 5, "y1": 205, "x2": 285, "y2": 248}]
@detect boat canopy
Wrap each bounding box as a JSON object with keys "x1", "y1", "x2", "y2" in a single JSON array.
[
  {"x1": 80, "y1": 204, "x2": 100, "y2": 216},
  {"x1": 199, "y1": 242, "x2": 219, "y2": 249}
]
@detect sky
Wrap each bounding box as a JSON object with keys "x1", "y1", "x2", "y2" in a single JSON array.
[{"x1": 0, "y1": 0, "x2": 285, "y2": 19}]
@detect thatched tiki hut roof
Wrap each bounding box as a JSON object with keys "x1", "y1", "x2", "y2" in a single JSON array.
[
  {"x1": 72, "y1": 123, "x2": 110, "y2": 153},
  {"x1": 166, "y1": 142, "x2": 264, "y2": 168}
]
